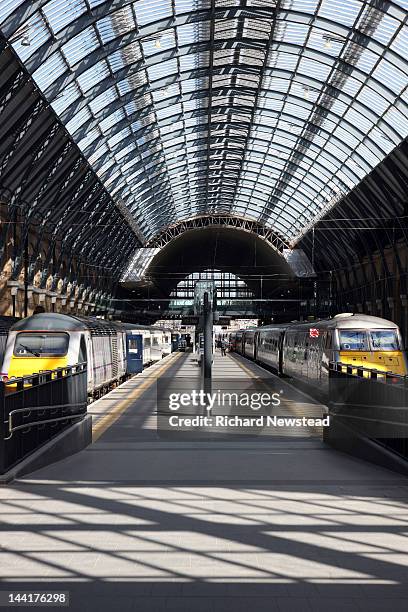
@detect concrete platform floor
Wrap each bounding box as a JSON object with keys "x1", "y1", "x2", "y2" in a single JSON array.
[{"x1": 0, "y1": 352, "x2": 407, "y2": 611}]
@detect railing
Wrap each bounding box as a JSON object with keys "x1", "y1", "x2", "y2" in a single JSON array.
[
  {"x1": 0, "y1": 363, "x2": 87, "y2": 474},
  {"x1": 331, "y1": 361, "x2": 408, "y2": 384},
  {"x1": 327, "y1": 361, "x2": 408, "y2": 463}
]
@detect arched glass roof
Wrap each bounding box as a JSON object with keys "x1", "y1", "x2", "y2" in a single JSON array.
[{"x1": 2, "y1": 0, "x2": 408, "y2": 245}]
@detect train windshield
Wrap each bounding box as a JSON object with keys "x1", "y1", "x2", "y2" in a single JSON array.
[
  {"x1": 14, "y1": 333, "x2": 69, "y2": 357},
  {"x1": 338, "y1": 330, "x2": 368, "y2": 351},
  {"x1": 370, "y1": 330, "x2": 399, "y2": 351}
]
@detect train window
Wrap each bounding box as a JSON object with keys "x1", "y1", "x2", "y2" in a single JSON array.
[
  {"x1": 370, "y1": 330, "x2": 399, "y2": 351},
  {"x1": 128, "y1": 338, "x2": 138, "y2": 350},
  {"x1": 144, "y1": 337, "x2": 151, "y2": 347},
  {"x1": 79, "y1": 336, "x2": 87, "y2": 363},
  {"x1": 338, "y1": 330, "x2": 368, "y2": 351},
  {"x1": 14, "y1": 332, "x2": 69, "y2": 357}
]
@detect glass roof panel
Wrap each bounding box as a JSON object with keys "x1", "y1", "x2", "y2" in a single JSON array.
[
  {"x1": 134, "y1": 0, "x2": 173, "y2": 26},
  {"x1": 62, "y1": 26, "x2": 100, "y2": 66},
  {"x1": 2, "y1": 0, "x2": 408, "y2": 244},
  {"x1": 11, "y1": 12, "x2": 50, "y2": 60},
  {"x1": 43, "y1": 0, "x2": 87, "y2": 34},
  {"x1": 0, "y1": 0, "x2": 24, "y2": 23},
  {"x1": 97, "y1": 7, "x2": 135, "y2": 44},
  {"x1": 32, "y1": 51, "x2": 67, "y2": 90}
]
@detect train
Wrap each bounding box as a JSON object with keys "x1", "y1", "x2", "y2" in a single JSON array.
[
  {"x1": 230, "y1": 313, "x2": 407, "y2": 398},
  {"x1": 0, "y1": 316, "x2": 18, "y2": 362},
  {"x1": 0, "y1": 313, "x2": 176, "y2": 399}
]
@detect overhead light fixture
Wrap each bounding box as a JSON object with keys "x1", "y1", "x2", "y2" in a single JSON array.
[
  {"x1": 21, "y1": 34, "x2": 31, "y2": 46},
  {"x1": 154, "y1": 38, "x2": 161, "y2": 49},
  {"x1": 324, "y1": 37, "x2": 332, "y2": 49}
]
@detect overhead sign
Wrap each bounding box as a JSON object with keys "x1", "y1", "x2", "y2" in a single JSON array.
[
  {"x1": 181, "y1": 316, "x2": 199, "y2": 325},
  {"x1": 309, "y1": 328, "x2": 319, "y2": 338}
]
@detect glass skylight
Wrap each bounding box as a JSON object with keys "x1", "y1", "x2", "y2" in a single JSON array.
[{"x1": 1, "y1": 0, "x2": 408, "y2": 245}]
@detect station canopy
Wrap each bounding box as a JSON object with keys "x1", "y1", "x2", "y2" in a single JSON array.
[{"x1": 2, "y1": 0, "x2": 408, "y2": 246}]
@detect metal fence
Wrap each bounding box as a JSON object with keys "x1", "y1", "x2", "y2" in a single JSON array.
[
  {"x1": 0, "y1": 364, "x2": 87, "y2": 474},
  {"x1": 328, "y1": 362, "x2": 408, "y2": 461}
]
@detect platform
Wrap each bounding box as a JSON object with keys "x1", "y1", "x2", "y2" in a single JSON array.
[{"x1": 0, "y1": 352, "x2": 407, "y2": 611}]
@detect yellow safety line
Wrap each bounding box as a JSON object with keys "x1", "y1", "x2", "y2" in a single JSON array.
[
  {"x1": 229, "y1": 353, "x2": 263, "y2": 380},
  {"x1": 92, "y1": 352, "x2": 183, "y2": 442},
  {"x1": 230, "y1": 353, "x2": 323, "y2": 435}
]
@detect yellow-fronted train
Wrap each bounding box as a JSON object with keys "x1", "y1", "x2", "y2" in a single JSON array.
[
  {"x1": 0, "y1": 313, "x2": 175, "y2": 400},
  {"x1": 230, "y1": 313, "x2": 407, "y2": 399}
]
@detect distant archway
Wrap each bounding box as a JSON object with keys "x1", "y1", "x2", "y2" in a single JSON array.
[{"x1": 140, "y1": 226, "x2": 294, "y2": 298}]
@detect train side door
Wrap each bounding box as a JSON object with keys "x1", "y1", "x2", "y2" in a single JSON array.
[
  {"x1": 79, "y1": 335, "x2": 87, "y2": 365},
  {"x1": 126, "y1": 332, "x2": 143, "y2": 374},
  {"x1": 307, "y1": 329, "x2": 323, "y2": 382},
  {"x1": 278, "y1": 331, "x2": 285, "y2": 374},
  {"x1": 84, "y1": 332, "x2": 94, "y2": 391}
]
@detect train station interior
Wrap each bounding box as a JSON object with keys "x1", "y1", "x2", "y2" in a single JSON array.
[{"x1": 0, "y1": 1, "x2": 408, "y2": 610}]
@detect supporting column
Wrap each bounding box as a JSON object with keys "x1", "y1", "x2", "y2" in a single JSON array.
[
  {"x1": 401, "y1": 294, "x2": 408, "y2": 347},
  {"x1": 23, "y1": 232, "x2": 29, "y2": 317},
  {"x1": 387, "y1": 296, "x2": 395, "y2": 322},
  {"x1": 202, "y1": 291, "x2": 213, "y2": 385}
]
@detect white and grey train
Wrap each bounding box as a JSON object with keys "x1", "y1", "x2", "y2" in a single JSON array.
[
  {"x1": 230, "y1": 314, "x2": 407, "y2": 398},
  {"x1": 0, "y1": 313, "x2": 175, "y2": 399},
  {"x1": 0, "y1": 316, "x2": 18, "y2": 362}
]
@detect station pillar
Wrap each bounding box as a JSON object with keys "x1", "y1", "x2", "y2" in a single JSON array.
[
  {"x1": 203, "y1": 291, "x2": 213, "y2": 384},
  {"x1": 194, "y1": 281, "x2": 216, "y2": 407}
]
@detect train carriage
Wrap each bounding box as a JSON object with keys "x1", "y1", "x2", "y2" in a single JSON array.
[
  {"x1": 171, "y1": 332, "x2": 181, "y2": 352},
  {"x1": 1, "y1": 314, "x2": 127, "y2": 396},
  {"x1": 161, "y1": 329, "x2": 172, "y2": 357},
  {"x1": 0, "y1": 316, "x2": 18, "y2": 367},
  {"x1": 242, "y1": 329, "x2": 257, "y2": 360},
  {"x1": 124, "y1": 326, "x2": 152, "y2": 374},
  {"x1": 231, "y1": 330, "x2": 244, "y2": 354},
  {"x1": 1, "y1": 313, "x2": 179, "y2": 399},
  {"x1": 281, "y1": 314, "x2": 407, "y2": 394},
  {"x1": 231, "y1": 313, "x2": 407, "y2": 402},
  {"x1": 257, "y1": 324, "x2": 288, "y2": 373},
  {"x1": 150, "y1": 328, "x2": 163, "y2": 362}
]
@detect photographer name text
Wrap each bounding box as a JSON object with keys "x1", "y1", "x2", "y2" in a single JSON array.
[{"x1": 167, "y1": 415, "x2": 330, "y2": 428}]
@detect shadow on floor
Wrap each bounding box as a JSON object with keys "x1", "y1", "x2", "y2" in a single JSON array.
[{"x1": 1, "y1": 479, "x2": 408, "y2": 611}]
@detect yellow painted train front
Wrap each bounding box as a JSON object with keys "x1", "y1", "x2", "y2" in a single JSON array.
[
  {"x1": 6, "y1": 331, "x2": 69, "y2": 379},
  {"x1": 336, "y1": 325, "x2": 407, "y2": 376}
]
